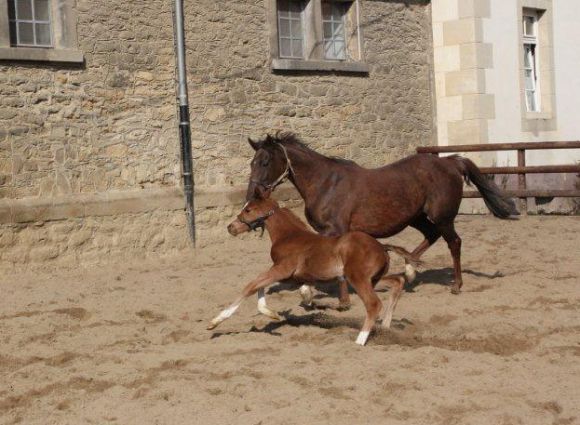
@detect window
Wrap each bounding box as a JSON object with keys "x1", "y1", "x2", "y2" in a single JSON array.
[
  {"x1": 522, "y1": 10, "x2": 540, "y2": 112},
  {"x1": 322, "y1": 1, "x2": 347, "y2": 60},
  {"x1": 277, "y1": 0, "x2": 305, "y2": 59},
  {"x1": 0, "y1": 0, "x2": 83, "y2": 63},
  {"x1": 8, "y1": 0, "x2": 53, "y2": 47},
  {"x1": 269, "y1": 0, "x2": 367, "y2": 73}
]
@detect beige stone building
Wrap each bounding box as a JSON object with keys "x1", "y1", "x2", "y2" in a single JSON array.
[
  {"x1": 0, "y1": 0, "x2": 435, "y2": 265},
  {"x1": 431, "y1": 0, "x2": 580, "y2": 212},
  {"x1": 1, "y1": 0, "x2": 578, "y2": 266}
]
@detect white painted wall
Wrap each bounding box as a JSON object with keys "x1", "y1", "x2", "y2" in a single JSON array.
[{"x1": 485, "y1": 0, "x2": 580, "y2": 167}]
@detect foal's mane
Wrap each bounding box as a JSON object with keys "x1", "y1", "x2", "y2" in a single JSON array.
[{"x1": 262, "y1": 132, "x2": 356, "y2": 166}]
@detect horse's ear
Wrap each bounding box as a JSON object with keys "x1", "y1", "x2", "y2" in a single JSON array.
[
  {"x1": 255, "y1": 185, "x2": 273, "y2": 200},
  {"x1": 248, "y1": 137, "x2": 261, "y2": 151}
]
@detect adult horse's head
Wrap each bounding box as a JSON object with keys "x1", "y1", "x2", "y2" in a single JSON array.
[{"x1": 246, "y1": 133, "x2": 294, "y2": 201}]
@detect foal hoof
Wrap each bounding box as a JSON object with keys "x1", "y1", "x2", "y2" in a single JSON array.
[
  {"x1": 258, "y1": 305, "x2": 282, "y2": 321},
  {"x1": 450, "y1": 286, "x2": 461, "y2": 295}
]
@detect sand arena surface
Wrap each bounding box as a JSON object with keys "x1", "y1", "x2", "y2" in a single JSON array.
[{"x1": 1, "y1": 215, "x2": 579, "y2": 425}]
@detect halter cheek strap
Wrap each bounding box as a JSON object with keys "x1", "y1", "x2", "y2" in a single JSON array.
[{"x1": 238, "y1": 209, "x2": 275, "y2": 236}]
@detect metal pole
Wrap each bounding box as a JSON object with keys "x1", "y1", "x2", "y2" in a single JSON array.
[{"x1": 173, "y1": 0, "x2": 196, "y2": 245}]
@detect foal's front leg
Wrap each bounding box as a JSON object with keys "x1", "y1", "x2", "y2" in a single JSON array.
[{"x1": 208, "y1": 265, "x2": 291, "y2": 330}]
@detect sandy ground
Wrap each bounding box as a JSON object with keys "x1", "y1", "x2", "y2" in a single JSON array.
[{"x1": 1, "y1": 215, "x2": 579, "y2": 425}]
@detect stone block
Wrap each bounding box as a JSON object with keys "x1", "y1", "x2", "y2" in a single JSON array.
[
  {"x1": 443, "y1": 18, "x2": 483, "y2": 45},
  {"x1": 445, "y1": 69, "x2": 486, "y2": 96},
  {"x1": 462, "y1": 94, "x2": 495, "y2": 120},
  {"x1": 459, "y1": 43, "x2": 493, "y2": 69},
  {"x1": 448, "y1": 119, "x2": 489, "y2": 145},
  {"x1": 458, "y1": 0, "x2": 491, "y2": 19}
]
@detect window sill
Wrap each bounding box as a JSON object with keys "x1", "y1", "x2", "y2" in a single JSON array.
[
  {"x1": 525, "y1": 111, "x2": 552, "y2": 120},
  {"x1": 271, "y1": 58, "x2": 369, "y2": 73},
  {"x1": 0, "y1": 47, "x2": 84, "y2": 63}
]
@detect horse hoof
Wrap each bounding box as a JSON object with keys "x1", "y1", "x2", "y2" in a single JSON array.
[
  {"x1": 207, "y1": 321, "x2": 218, "y2": 330},
  {"x1": 450, "y1": 286, "x2": 461, "y2": 295},
  {"x1": 337, "y1": 303, "x2": 351, "y2": 312}
]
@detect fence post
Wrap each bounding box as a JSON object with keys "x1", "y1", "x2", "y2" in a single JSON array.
[{"x1": 517, "y1": 149, "x2": 527, "y2": 214}]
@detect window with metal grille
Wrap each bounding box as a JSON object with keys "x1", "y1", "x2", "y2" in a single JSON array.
[
  {"x1": 277, "y1": 0, "x2": 305, "y2": 59},
  {"x1": 523, "y1": 11, "x2": 540, "y2": 112},
  {"x1": 322, "y1": 1, "x2": 347, "y2": 60},
  {"x1": 7, "y1": 0, "x2": 52, "y2": 48}
]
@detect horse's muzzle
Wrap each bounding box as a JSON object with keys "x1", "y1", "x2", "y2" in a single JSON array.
[{"x1": 227, "y1": 219, "x2": 248, "y2": 236}]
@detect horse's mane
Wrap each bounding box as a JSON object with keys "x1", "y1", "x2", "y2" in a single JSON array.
[{"x1": 261, "y1": 132, "x2": 356, "y2": 166}]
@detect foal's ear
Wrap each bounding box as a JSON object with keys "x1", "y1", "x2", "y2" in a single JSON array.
[
  {"x1": 255, "y1": 185, "x2": 273, "y2": 200},
  {"x1": 248, "y1": 137, "x2": 261, "y2": 151}
]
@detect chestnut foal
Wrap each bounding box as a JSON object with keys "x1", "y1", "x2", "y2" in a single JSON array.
[{"x1": 208, "y1": 192, "x2": 409, "y2": 346}]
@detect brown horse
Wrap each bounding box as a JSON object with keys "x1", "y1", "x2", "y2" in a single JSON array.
[
  {"x1": 208, "y1": 190, "x2": 408, "y2": 345},
  {"x1": 245, "y1": 132, "x2": 517, "y2": 307}
]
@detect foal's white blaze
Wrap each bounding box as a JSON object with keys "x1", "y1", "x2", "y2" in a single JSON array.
[
  {"x1": 405, "y1": 263, "x2": 416, "y2": 284},
  {"x1": 355, "y1": 331, "x2": 370, "y2": 346}
]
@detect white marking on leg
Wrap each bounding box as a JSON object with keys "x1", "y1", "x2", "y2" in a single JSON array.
[
  {"x1": 381, "y1": 309, "x2": 394, "y2": 329},
  {"x1": 355, "y1": 331, "x2": 370, "y2": 346},
  {"x1": 299, "y1": 285, "x2": 313, "y2": 305},
  {"x1": 405, "y1": 263, "x2": 416, "y2": 283},
  {"x1": 208, "y1": 301, "x2": 241, "y2": 329},
  {"x1": 257, "y1": 288, "x2": 281, "y2": 320}
]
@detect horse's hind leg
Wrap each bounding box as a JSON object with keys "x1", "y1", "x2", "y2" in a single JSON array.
[
  {"x1": 436, "y1": 221, "x2": 463, "y2": 294},
  {"x1": 407, "y1": 215, "x2": 441, "y2": 283}
]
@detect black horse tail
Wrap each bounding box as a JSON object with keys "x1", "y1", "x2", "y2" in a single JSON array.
[{"x1": 450, "y1": 155, "x2": 518, "y2": 219}]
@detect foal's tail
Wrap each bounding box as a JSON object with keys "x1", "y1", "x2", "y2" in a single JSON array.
[
  {"x1": 450, "y1": 156, "x2": 518, "y2": 219},
  {"x1": 382, "y1": 243, "x2": 423, "y2": 268}
]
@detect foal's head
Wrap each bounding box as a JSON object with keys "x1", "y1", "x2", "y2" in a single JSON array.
[
  {"x1": 246, "y1": 133, "x2": 293, "y2": 201},
  {"x1": 228, "y1": 188, "x2": 279, "y2": 236}
]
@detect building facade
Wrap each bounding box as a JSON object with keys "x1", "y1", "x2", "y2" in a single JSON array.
[
  {"x1": 432, "y1": 0, "x2": 580, "y2": 213},
  {"x1": 0, "y1": 0, "x2": 435, "y2": 265}
]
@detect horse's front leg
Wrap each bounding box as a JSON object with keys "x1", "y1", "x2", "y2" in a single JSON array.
[
  {"x1": 208, "y1": 265, "x2": 291, "y2": 330},
  {"x1": 257, "y1": 288, "x2": 281, "y2": 321}
]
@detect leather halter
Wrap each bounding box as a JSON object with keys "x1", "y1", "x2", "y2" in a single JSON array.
[
  {"x1": 250, "y1": 143, "x2": 295, "y2": 191},
  {"x1": 238, "y1": 207, "x2": 276, "y2": 236}
]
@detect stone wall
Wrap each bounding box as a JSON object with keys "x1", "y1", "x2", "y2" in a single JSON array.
[
  {"x1": 0, "y1": 0, "x2": 179, "y2": 200},
  {"x1": 185, "y1": 0, "x2": 435, "y2": 187},
  {"x1": 0, "y1": 0, "x2": 435, "y2": 266}
]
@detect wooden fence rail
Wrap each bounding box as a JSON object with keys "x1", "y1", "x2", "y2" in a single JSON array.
[{"x1": 416, "y1": 141, "x2": 580, "y2": 211}]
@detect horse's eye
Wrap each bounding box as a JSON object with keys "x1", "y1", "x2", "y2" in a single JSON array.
[{"x1": 245, "y1": 208, "x2": 251, "y2": 213}]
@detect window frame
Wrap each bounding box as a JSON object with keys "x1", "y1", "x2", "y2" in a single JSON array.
[
  {"x1": 9, "y1": 0, "x2": 54, "y2": 48},
  {"x1": 0, "y1": 0, "x2": 83, "y2": 63},
  {"x1": 268, "y1": 0, "x2": 368, "y2": 73},
  {"x1": 522, "y1": 10, "x2": 540, "y2": 113}
]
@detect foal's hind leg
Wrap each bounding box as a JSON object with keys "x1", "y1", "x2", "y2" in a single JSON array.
[
  {"x1": 344, "y1": 274, "x2": 383, "y2": 346},
  {"x1": 378, "y1": 274, "x2": 405, "y2": 328}
]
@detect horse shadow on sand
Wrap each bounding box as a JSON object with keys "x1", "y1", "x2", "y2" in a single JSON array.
[
  {"x1": 264, "y1": 267, "x2": 505, "y2": 299},
  {"x1": 210, "y1": 309, "x2": 414, "y2": 339}
]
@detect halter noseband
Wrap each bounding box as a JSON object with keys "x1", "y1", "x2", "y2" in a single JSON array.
[
  {"x1": 251, "y1": 143, "x2": 295, "y2": 191},
  {"x1": 238, "y1": 207, "x2": 276, "y2": 236}
]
